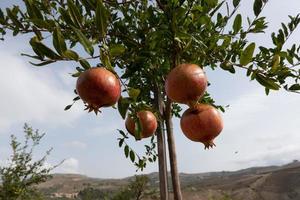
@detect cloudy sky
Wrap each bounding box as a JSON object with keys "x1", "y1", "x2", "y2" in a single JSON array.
[{"x1": 0, "y1": 1, "x2": 299, "y2": 179}]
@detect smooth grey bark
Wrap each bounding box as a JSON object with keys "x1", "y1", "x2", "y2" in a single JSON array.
[
  {"x1": 154, "y1": 83, "x2": 169, "y2": 200},
  {"x1": 165, "y1": 99, "x2": 183, "y2": 200}
]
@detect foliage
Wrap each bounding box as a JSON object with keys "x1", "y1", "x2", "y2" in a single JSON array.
[
  {"x1": 112, "y1": 175, "x2": 154, "y2": 200},
  {"x1": 75, "y1": 175, "x2": 155, "y2": 200},
  {"x1": 0, "y1": 124, "x2": 59, "y2": 200},
  {"x1": 77, "y1": 187, "x2": 110, "y2": 200},
  {"x1": 1, "y1": 0, "x2": 300, "y2": 171}
]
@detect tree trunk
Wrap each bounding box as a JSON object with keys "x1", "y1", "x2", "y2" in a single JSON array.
[
  {"x1": 156, "y1": 122, "x2": 169, "y2": 200},
  {"x1": 154, "y1": 83, "x2": 169, "y2": 200},
  {"x1": 165, "y1": 99, "x2": 183, "y2": 200}
]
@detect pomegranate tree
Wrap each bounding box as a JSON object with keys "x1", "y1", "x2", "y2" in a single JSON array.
[
  {"x1": 180, "y1": 104, "x2": 223, "y2": 149},
  {"x1": 125, "y1": 111, "x2": 158, "y2": 140},
  {"x1": 76, "y1": 67, "x2": 121, "y2": 113},
  {"x1": 2, "y1": 0, "x2": 299, "y2": 199}
]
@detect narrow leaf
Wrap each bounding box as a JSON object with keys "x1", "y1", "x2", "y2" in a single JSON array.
[
  {"x1": 53, "y1": 26, "x2": 67, "y2": 55},
  {"x1": 118, "y1": 139, "x2": 124, "y2": 147},
  {"x1": 253, "y1": 0, "x2": 263, "y2": 17},
  {"x1": 29, "y1": 60, "x2": 56, "y2": 66},
  {"x1": 79, "y1": 59, "x2": 91, "y2": 69},
  {"x1": 73, "y1": 96, "x2": 80, "y2": 101},
  {"x1": 63, "y1": 50, "x2": 79, "y2": 61},
  {"x1": 71, "y1": 26, "x2": 94, "y2": 56},
  {"x1": 240, "y1": 42, "x2": 256, "y2": 66},
  {"x1": 233, "y1": 14, "x2": 242, "y2": 33},
  {"x1": 118, "y1": 130, "x2": 127, "y2": 138},
  {"x1": 124, "y1": 145, "x2": 129, "y2": 158},
  {"x1": 233, "y1": 0, "x2": 241, "y2": 7},
  {"x1": 256, "y1": 74, "x2": 280, "y2": 90},
  {"x1": 30, "y1": 37, "x2": 61, "y2": 60},
  {"x1": 134, "y1": 118, "x2": 142, "y2": 140},
  {"x1": 67, "y1": 0, "x2": 82, "y2": 28},
  {"x1": 6, "y1": 8, "x2": 24, "y2": 29},
  {"x1": 64, "y1": 104, "x2": 72, "y2": 110},
  {"x1": 117, "y1": 97, "x2": 130, "y2": 119},
  {"x1": 289, "y1": 84, "x2": 300, "y2": 91},
  {"x1": 130, "y1": 150, "x2": 135, "y2": 162},
  {"x1": 96, "y1": 0, "x2": 109, "y2": 37}
]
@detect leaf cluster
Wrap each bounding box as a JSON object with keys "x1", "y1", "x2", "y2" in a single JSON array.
[{"x1": 0, "y1": 124, "x2": 60, "y2": 200}]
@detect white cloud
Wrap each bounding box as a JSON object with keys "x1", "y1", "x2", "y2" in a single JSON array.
[
  {"x1": 222, "y1": 89, "x2": 300, "y2": 169},
  {"x1": 0, "y1": 51, "x2": 83, "y2": 132},
  {"x1": 57, "y1": 157, "x2": 79, "y2": 174},
  {"x1": 235, "y1": 144, "x2": 300, "y2": 167},
  {"x1": 177, "y1": 87, "x2": 300, "y2": 174},
  {"x1": 64, "y1": 141, "x2": 87, "y2": 149}
]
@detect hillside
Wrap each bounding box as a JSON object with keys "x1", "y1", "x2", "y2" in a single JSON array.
[{"x1": 38, "y1": 160, "x2": 300, "y2": 199}]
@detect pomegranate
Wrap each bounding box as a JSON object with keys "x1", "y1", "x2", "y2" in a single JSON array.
[
  {"x1": 165, "y1": 63, "x2": 207, "y2": 106},
  {"x1": 76, "y1": 67, "x2": 121, "y2": 113},
  {"x1": 125, "y1": 111, "x2": 157, "y2": 140},
  {"x1": 180, "y1": 104, "x2": 223, "y2": 149}
]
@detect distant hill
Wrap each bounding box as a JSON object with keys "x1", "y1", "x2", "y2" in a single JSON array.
[{"x1": 38, "y1": 160, "x2": 300, "y2": 200}]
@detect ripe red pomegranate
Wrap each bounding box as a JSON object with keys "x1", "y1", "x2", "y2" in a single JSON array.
[
  {"x1": 180, "y1": 104, "x2": 223, "y2": 149},
  {"x1": 125, "y1": 111, "x2": 157, "y2": 140},
  {"x1": 165, "y1": 63, "x2": 207, "y2": 106},
  {"x1": 76, "y1": 67, "x2": 121, "y2": 113}
]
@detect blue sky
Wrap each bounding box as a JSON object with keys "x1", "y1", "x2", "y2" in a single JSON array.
[{"x1": 0, "y1": 0, "x2": 300, "y2": 178}]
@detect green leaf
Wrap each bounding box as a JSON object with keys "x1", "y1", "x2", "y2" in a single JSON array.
[
  {"x1": 281, "y1": 23, "x2": 289, "y2": 37},
  {"x1": 29, "y1": 60, "x2": 56, "y2": 66},
  {"x1": 240, "y1": 42, "x2": 256, "y2": 66},
  {"x1": 130, "y1": 150, "x2": 135, "y2": 162},
  {"x1": 118, "y1": 129, "x2": 127, "y2": 138},
  {"x1": 255, "y1": 74, "x2": 280, "y2": 90},
  {"x1": 128, "y1": 88, "x2": 140, "y2": 101},
  {"x1": 134, "y1": 118, "x2": 142, "y2": 140},
  {"x1": 30, "y1": 37, "x2": 61, "y2": 60},
  {"x1": 80, "y1": 0, "x2": 96, "y2": 11},
  {"x1": 233, "y1": 0, "x2": 241, "y2": 7},
  {"x1": 220, "y1": 61, "x2": 235, "y2": 73},
  {"x1": 53, "y1": 27, "x2": 67, "y2": 55},
  {"x1": 100, "y1": 49, "x2": 113, "y2": 70},
  {"x1": 96, "y1": 0, "x2": 109, "y2": 38},
  {"x1": 270, "y1": 54, "x2": 280, "y2": 73},
  {"x1": 210, "y1": 1, "x2": 225, "y2": 17},
  {"x1": 253, "y1": 0, "x2": 263, "y2": 17},
  {"x1": 289, "y1": 84, "x2": 300, "y2": 91},
  {"x1": 73, "y1": 96, "x2": 80, "y2": 101},
  {"x1": 110, "y1": 44, "x2": 125, "y2": 57},
  {"x1": 67, "y1": 0, "x2": 82, "y2": 28},
  {"x1": 124, "y1": 145, "x2": 129, "y2": 158},
  {"x1": 79, "y1": 59, "x2": 91, "y2": 70},
  {"x1": 59, "y1": 8, "x2": 74, "y2": 26},
  {"x1": 24, "y1": 0, "x2": 43, "y2": 19},
  {"x1": 29, "y1": 19, "x2": 50, "y2": 29},
  {"x1": 6, "y1": 8, "x2": 24, "y2": 29},
  {"x1": 72, "y1": 72, "x2": 81, "y2": 77},
  {"x1": 64, "y1": 104, "x2": 73, "y2": 111},
  {"x1": 265, "y1": 88, "x2": 270, "y2": 95},
  {"x1": 63, "y1": 50, "x2": 79, "y2": 61},
  {"x1": 0, "y1": 8, "x2": 4, "y2": 21},
  {"x1": 233, "y1": 14, "x2": 242, "y2": 33},
  {"x1": 71, "y1": 26, "x2": 94, "y2": 56},
  {"x1": 246, "y1": 65, "x2": 253, "y2": 77},
  {"x1": 117, "y1": 97, "x2": 130, "y2": 119},
  {"x1": 118, "y1": 139, "x2": 124, "y2": 147}
]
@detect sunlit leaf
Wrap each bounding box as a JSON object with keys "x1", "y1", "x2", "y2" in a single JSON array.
[{"x1": 240, "y1": 42, "x2": 256, "y2": 66}]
